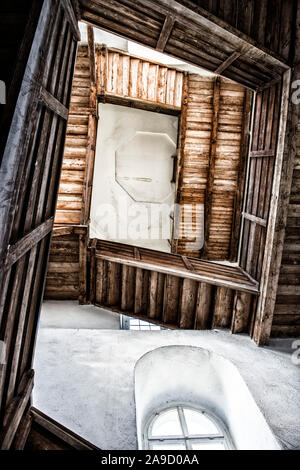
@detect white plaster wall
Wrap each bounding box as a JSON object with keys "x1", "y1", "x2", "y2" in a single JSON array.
[
  {"x1": 135, "y1": 346, "x2": 281, "y2": 450},
  {"x1": 90, "y1": 104, "x2": 178, "y2": 252}
]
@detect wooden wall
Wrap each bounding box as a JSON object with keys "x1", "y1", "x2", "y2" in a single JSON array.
[
  {"x1": 272, "y1": 121, "x2": 300, "y2": 337},
  {"x1": 0, "y1": 0, "x2": 79, "y2": 449},
  {"x1": 0, "y1": 0, "x2": 39, "y2": 159},
  {"x1": 174, "y1": 74, "x2": 251, "y2": 259}
]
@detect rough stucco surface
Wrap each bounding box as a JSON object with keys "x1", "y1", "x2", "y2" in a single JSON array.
[
  {"x1": 89, "y1": 104, "x2": 178, "y2": 253},
  {"x1": 33, "y1": 306, "x2": 300, "y2": 450}
]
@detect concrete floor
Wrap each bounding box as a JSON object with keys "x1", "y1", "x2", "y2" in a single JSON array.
[{"x1": 33, "y1": 301, "x2": 300, "y2": 450}]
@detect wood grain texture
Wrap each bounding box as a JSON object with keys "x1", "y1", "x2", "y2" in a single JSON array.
[{"x1": 174, "y1": 75, "x2": 248, "y2": 259}]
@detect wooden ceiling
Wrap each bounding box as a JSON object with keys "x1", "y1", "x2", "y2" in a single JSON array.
[{"x1": 76, "y1": 0, "x2": 289, "y2": 89}]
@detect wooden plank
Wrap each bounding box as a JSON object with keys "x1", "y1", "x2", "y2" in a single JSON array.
[
  {"x1": 254, "y1": 66, "x2": 300, "y2": 345},
  {"x1": 121, "y1": 265, "x2": 135, "y2": 311},
  {"x1": 172, "y1": 72, "x2": 188, "y2": 253},
  {"x1": 156, "y1": 15, "x2": 175, "y2": 52},
  {"x1": 95, "y1": 252, "x2": 258, "y2": 294},
  {"x1": 87, "y1": 25, "x2": 96, "y2": 85},
  {"x1": 162, "y1": 275, "x2": 180, "y2": 324},
  {"x1": 39, "y1": 87, "x2": 69, "y2": 120},
  {"x1": 0, "y1": 370, "x2": 34, "y2": 450},
  {"x1": 30, "y1": 407, "x2": 99, "y2": 450},
  {"x1": 194, "y1": 282, "x2": 213, "y2": 329},
  {"x1": 89, "y1": 238, "x2": 97, "y2": 303},
  {"x1": 148, "y1": 271, "x2": 159, "y2": 319},
  {"x1": 95, "y1": 259, "x2": 107, "y2": 305},
  {"x1": 253, "y1": 68, "x2": 298, "y2": 345},
  {"x1": 107, "y1": 262, "x2": 121, "y2": 306},
  {"x1": 179, "y1": 278, "x2": 197, "y2": 328},
  {"x1": 212, "y1": 287, "x2": 233, "y2": 328},
  {"x1": 181, "y1": 255, "x2": 195, "y2": 271},
  {"x1": 250, "y1": 149, "x2": 276, "y2": 157},
  {"x1": 242, "y1": 212, "x2": 267, "y2": 227},
  {"x1": 52, "y1": 226, "x2": 74, "y2": 237},
  {"x1": 134, "y1": 268, "x2": 143, "y2": 314},
  {"x1": 78, "y1": 227, "x2": 88, "y2": 304}
]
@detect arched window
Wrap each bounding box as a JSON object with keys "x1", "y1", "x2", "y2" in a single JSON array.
[{"x1": 144, "y1": 405, "x2": 233, "y2": 450}]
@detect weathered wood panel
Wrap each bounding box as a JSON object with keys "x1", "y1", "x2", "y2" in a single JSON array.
[
  {"x1": 240, "y1": 81, "x2": 282, "y2": 281},
  {"x1": 97, "y1": 47, "x2": 183, "y2": 109},
  {"x1": 272, "y1": 119, "x2": 300, "y2": 336},
  {"x1": 44, "y1": 232, "x2": 79, "y2": 300},
  {"x1": 178, "y1": 0, "x2": 297, "y2": 64},
  {"x1": 0, "y1": 0, "x2": 78, "y2": 448},
  {"x1": 174, "y1": 74, "x2": 250, "y2": 259}
]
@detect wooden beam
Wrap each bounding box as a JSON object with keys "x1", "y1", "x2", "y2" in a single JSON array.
[
  {"x1": 179, "y1": 278, "x2": 197, "y2": 328},
  {"x1": 134, "y1": 247, "x2": 141, "y2": 260},
  {"x1": 202, "y1": 77, "x2": 221, "y2": 258},
  {"x1": 89, "y1": 238, "x2": 97, "y2": 303},
  {"x1": 214, "y1": 51, "x2": 242, "y2": 75},
  {"x1": 63, "y1": 0, "x2": 81, "y2": 41},
  {"x1": 212, "y1": 287, "x2": 233, "y2": 328},
  {"x1": 181, "y1": 255, "x2": 194, "y2": 271},
  {"x1": 156, "y1": 15, "x2": 175, "y2": 52},
  {"x1": 39, "y1": 88, "x2": 69, "y2": 120},
  {"x1": 2, "y1": 217, "x2": 54, "y2": 270},
  {"x1": 52, "y1": 226, "x2": 74, "y2": 237},
  {"x1": 231, "y1": 292, "x2": 252, "y2": 334},
  {"x1": 78, "y1": 226, "x2": 88, "y2": 304},
  {"x1": 230, "y1": 88, "x2": 252, "y2": 261},
  {"x1": 253, "y1": 69, "x2": 293, "y2": 345},
  {"x1": 256, "y1": 76, "x2": 282, "y2": 92}
]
